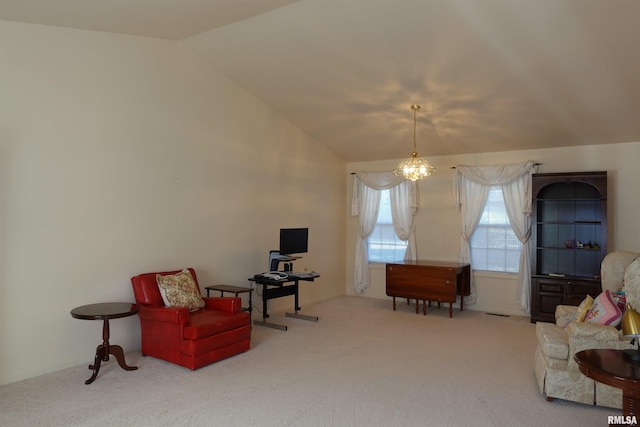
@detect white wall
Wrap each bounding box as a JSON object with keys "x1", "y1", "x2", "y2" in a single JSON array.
[
  {"x1": 347, "y1": 142, "x2": 640, "y2": 316},
  {"x1": 0, "y1": 21, "x2": 347, "y2": 385}
]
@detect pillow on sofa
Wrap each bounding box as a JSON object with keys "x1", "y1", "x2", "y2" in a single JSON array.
[
  {"x1": 585, "y1": 289, "x2": 622, "y2": 326},
  {"x1": 572, "y1": 295, "x2": 594, "y2": 322},
  {"x1": 613, "y1": 291, "x2": 627, "y2": 313},
  {"x1": 156, "y1": 269, "x2": 205, "y2": 311}
]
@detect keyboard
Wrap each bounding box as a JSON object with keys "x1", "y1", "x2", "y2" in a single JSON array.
[{"x1": 288, "y1": 271, "x2": 319, "y2": 279}]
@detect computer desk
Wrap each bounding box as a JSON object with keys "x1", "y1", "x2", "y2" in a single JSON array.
[{"x1": 248, "y1": 273, "x2": 319, "y2": 331}]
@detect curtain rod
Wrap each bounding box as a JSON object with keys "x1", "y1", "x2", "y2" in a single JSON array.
[
  {"x1": 449, "y1": 162, "x2": 541, "y2": 169},
  {"x1": 351, "y1": 163, "x2": 542, "y2": 173},
  {"x1": 348, "y1": 171, "x2": 392, "y2": 175}
]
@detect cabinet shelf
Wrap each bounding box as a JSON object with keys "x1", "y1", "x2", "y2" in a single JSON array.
[
  {"x1": 536, "y1": 247, "x2": 602, "y2": 251},
  {"x1": 532, "y1": 274, "x2": 601, "y2": 281},
  {"x1": 535, "y1": 199, "x2": 606, "y2": 202},
  {"x1": 537, "y1": 221, "x2": 601, "y2": 225}
]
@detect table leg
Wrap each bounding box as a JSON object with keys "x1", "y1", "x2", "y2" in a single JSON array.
[
  {"x1": 86, "y1": 344, "x2": 106, "y2": 385},
  {"x1": 392, "y1": 296, "x2": 397, "y2": 311},
  {"x1": 415, "y1": 299, "x2": 419, "y2": 314},
  {"x1": 623, "y1": 389, "x2": 640, "y2": 416},
  {"x1": 85, "y1": 319, "x2": 137, "y2": 385},
  {"x1": 109, "y1": 344, "x2": 137, "y2": 371},
  {"x1": 423, "y1": 300, "x2": 427, "y2": 315},
  {"x1": 449, "y1": 303, "x2": 453, "y2": 318}
]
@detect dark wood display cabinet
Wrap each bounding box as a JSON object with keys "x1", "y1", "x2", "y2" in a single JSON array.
[{"x1": 530, "y1": 171, "x2": 607, "y2": 323}]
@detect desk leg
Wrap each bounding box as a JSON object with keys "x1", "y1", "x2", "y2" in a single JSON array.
[
  {"x1": 285, "y1": 281, "x2": 318, "y2": 322},
  {"x1": 294, "y1": 281, "x2": 301, "y2": 311},
  {"x1": 253, "y1": 319, "x2": 287, "y2": 331},
  {"x1": 262, "y1": 291, "x2": 270, "y2": 319},
  {"x1": 254, "y1": 284, "x2": 287, "y2": 330},
  {"x1": 285, "y1": 312, "x2": 319, "y2": 322}
]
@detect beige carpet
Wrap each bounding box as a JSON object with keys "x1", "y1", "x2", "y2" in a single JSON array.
[{"x1": 0, "y1": 296, "x2": 613, "y2": 426}]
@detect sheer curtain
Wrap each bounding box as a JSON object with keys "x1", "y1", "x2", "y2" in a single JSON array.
[
  {"x1": 453, "y1": 161, "x2": 537, "y2": 312},
  {"x1": 351, "y1": 172, "x2": 419, "y2": 294}
]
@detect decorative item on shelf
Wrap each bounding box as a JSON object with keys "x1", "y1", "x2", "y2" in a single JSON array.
[
  {"x1": 575, "y1": 240, "x2": 584, "y2": 249},
  {"x1": 393, "y1": 104, "x2": 436, "y2": 181},
  {"x1": 565, "y1": 240, "x2": 574, "y2": 249},
  {"x1": 621, "y1": 304, "x2": 640, "y2": 362}
]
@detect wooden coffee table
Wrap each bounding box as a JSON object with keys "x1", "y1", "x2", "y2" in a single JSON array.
[
  {"x1": 71, "y1": 302, "x2": 139, "y2": 384},
  {"x1": 575, "y1": 348, "x2": 640, "y2": 415}
]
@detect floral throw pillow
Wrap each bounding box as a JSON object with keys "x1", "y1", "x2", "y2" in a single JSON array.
[
  {"x1": 156, "y1": 269, "x2": 205, "y2": 312},
  {"x1": 585, "y1": 289, "x2": 623, "y2": 326}
]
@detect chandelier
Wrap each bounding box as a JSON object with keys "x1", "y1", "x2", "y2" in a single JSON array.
[{"x1": 393, "y1": 104, "x2": 436, "y2": 181}]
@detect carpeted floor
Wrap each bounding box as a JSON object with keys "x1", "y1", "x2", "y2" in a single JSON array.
[{"x1": 0, "y1": 295, "x2": 614, "y2": 426}]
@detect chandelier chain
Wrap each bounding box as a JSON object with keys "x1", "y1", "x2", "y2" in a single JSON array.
[{"x1": 412, "y1": 106, "x2": 417, "y2": 155}]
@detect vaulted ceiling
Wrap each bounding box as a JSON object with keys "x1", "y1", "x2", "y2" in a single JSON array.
[{"x1": 2, "y1": 0, "x2": 639, "y2": 162}]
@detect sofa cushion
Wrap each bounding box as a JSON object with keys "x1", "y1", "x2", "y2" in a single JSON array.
[
  {"x1": 602, "y1": 252, "x2": 640, "y2": 293},
  {"x1": 536, "y1": 344, "x2": 568, "y2": 371},
  {"x1": 624, "y1": 257, "x2": 640, "y2": 310},
  {"x1": 183, "y1": 309, "x2": 250, "y2": 340},
  {"x1": 585, "y1": 290, "x2": 622, "y2": 326},
  {"x1": 565, "y1": 320, "x2": 622, "y2": 341},
  {"x1": 536, "y1": 322, "x2": 569, "y2": 360},
  {"x1": 156, "y1": 269, "x2": 205, "y2": 311},
  {"x1": 555, "y1": 304, "x2": 578, "y2": 327}
]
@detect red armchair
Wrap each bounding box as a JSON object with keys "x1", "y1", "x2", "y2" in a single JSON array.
[{"x1": 130, "y1": 268, "x2": 251, "y2": 370}]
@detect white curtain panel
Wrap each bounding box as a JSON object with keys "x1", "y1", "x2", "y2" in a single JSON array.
[
  {"x1": 351, "y1": 172, "x2": 418, "y2": 294},
  {"x1": 389, "y1": 182, "x2": 418, "y2": 262},
  {"x1": 453, "y1": 161, "x2": 537, "y2": 312}
]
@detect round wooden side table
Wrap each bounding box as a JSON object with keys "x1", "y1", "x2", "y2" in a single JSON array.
[
  {"x1": 575, "y1": 348, "x2": 640, "y2": 416},
  {"x1": 71, "y1": 302, "x2": 139, "y2": 384}
]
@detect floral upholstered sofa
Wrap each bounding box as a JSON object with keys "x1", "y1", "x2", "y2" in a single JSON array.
[{"x1": 534, "y1": 251, "x2": 640, "y2": 408}]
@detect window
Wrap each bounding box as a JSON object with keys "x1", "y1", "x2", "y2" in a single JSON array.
[
  {"x1": 470, "y1": 186, "x2": 522, "y2": 273},
  {"x1": 367, "y1": 189, "x2": 408, "y2": 262}
]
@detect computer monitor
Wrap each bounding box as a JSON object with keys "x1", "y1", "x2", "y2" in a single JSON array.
[{"x1": 279, "y1": 228, "x2": 308, "y2": 255}]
